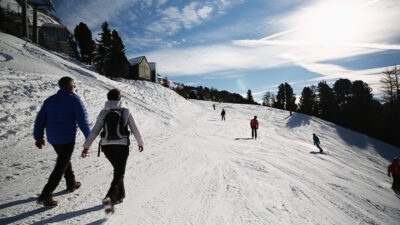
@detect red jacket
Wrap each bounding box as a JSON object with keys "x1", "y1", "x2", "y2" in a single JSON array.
[
  {"x1": 388, "y1": 163, "x2": 400, "y2": 176},
  {"x1": 250, "y1": 119, "x2": 258, "y2": 128}
]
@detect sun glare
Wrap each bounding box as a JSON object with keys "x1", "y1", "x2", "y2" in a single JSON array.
[{"x1": 299, "y1": 1, "x2": 370, "y2": 44}]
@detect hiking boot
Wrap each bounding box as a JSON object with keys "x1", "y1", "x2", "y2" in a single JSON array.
[
  {"x1": 102, "y1": 197, "x2": 114, "y2": 214},
  {"x1": 66, "y1": 181, "x2": 81, "y2": 193},
  {"x1": 38, "y1": 195, "x2": 58, "y2": 207}
]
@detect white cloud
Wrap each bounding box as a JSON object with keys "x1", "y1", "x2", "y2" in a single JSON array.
[
  {"x1": 198, "y1": 6, "x2": 213, "y2": 19},
  {"x1": 157, "y1": 0, "x2": 168, "y2": 6},
  {"x1": 148, "y1": 2, "x2": 215, "y2": 34}
]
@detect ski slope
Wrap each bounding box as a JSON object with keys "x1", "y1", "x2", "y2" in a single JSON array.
[{"x1": 1, "y1": 32, "x2": 400, "y2": 225}]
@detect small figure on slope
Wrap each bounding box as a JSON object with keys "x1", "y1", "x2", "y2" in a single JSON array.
[
  {"x1": 34, "y1": 77, "x2": 90, "y2": 207},
  {"x1": 221, "y1": 109, "x2": 226, "y2": 121},
  {"x1": 388, "y1": 157, "x2": 400, "y2": 192},
  {"x1": 81, "y1": 89, "x2": 144, "y2": 214},
  {"x1": 250, "y1": 116, "x2": 259, "y2": 139},
  {"x1": 313, "y1": 133, "x2": 323, "y2": 153},
  {"x1": 213, "y1": 104, "x2": 216, "y2": 110}
]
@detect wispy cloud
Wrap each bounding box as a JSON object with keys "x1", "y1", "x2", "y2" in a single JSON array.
[
  {"x1": 56, "y1": 0, "x2": 137, "y2": 29},
  {"x1": 147, "y1": 2, "x2": 214, "y2": 34}
]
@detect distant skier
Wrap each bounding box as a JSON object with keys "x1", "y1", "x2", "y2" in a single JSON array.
[
  {"x1": 221, "y1": 109, "x2": 226, "y2": 121},
  {"x1": 388, "y1": 157, "x2": 400, "y2": 191},
  {"x1": 250, "y1": 116, "x2": 258, "y2": 139},
  {"x1": 81, "y1": 89, "x2": 144, "y2": 214},
  {"x1": 313, "y1": 133, "x2": 323, "y2": 153},
  {"x1": 33, "y1": 77, "x2": 90, "y2": 207},
  {"x1": 213, "y1": 104, "x2": 216, "y2": 110}
]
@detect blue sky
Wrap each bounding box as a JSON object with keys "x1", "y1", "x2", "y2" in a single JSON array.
[{"x1": 52, "y1": 0, "x2": 400, "y2": 101}]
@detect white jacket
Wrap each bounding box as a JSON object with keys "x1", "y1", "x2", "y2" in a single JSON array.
[{"x1": 83, "y1": 101, "x2": 144, "y2": 149}]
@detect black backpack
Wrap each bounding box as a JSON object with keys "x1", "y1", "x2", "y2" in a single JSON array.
[
  {"x1": 100, "y1": 109, "x2": 130, "y2": 140},
  {"x1": 98, "y1": 109, "x2": 130, "y2": 157}
]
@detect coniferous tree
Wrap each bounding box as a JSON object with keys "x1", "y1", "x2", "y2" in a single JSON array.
[
  {"x1": 299, "y1": 86, "x2": 316, "y2": 115},
  {"x1": 345, "y1": 80, "x2": 379, "y2": 133},
  {"x1": 273, "y1": 83, "x2": 296, "y2": 110},
  {"x1": 247, "y1": 89, "x2": 254, "y2": 104},
  {"x1": 107, "y1": 30, "x2": 129, "y2": 78},
  {"x1": 95, "y1": 21, "x2": 112, "y2": 75},
  {"x1": 284, "y1": 83, "x2": 296, "y2": 111},
  {"x1": 333, "y1": 78, "x2": 352, "y2": 111},
  {"x1": 74, "y1": 22, "x2": 96, "y2": 64},
  {"x1": 317, "y1": 81, "x2": 338, "y2": 122},
  {"x1": 274, "y1": 83, "x2": 285, "y2": 109}
]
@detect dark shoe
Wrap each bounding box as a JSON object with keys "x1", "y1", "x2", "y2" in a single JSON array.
[
  {"x1": 67, "y1": 181, "x2": 81, "y2": 193},
  {"x1": 38, "y1": 195, "x2": 57, "y2": 207}
]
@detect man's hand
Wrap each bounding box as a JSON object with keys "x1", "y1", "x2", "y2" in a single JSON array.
[
  {"x1": 35, "y1": 139, "x2": 45, "y2": 149},
  {"x1": 81, "y1": 148, "x2": 89, "y2": 158},
  {"x1": 139, "y1": 145, "x2": 144, "y2": 152}
]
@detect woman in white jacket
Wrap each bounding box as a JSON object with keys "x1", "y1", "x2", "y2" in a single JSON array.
[{"x1": 81, "y1": 89, "x2": 143, "y2": 211}]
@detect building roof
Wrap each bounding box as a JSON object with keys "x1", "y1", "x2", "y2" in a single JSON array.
[
  {"x1": 128, "y1": 56, "x2": 146, "y2": 65},
  {"x1": 27, "y1": 0, "x2": 56, "y2": 11}
]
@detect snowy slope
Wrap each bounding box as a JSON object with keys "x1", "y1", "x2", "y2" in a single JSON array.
[{"x1": 0, "y1": 31, "x2": 400, "y2": 225}]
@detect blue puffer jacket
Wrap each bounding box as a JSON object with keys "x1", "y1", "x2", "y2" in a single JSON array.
[{"x1": 33, "y1": 89, "x2": 91, "y2": 145}]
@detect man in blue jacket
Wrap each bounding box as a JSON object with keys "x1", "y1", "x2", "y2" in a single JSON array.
[{"x1": 34, "y1": 76, "x2": 91, "y2": 207}]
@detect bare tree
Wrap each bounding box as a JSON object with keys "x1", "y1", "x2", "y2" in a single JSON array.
[{"x1": 381, "y1": 67, "x2": 400, "y2": 104}]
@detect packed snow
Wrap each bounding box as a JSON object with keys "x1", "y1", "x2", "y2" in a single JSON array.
[{"x1": 0, "y1": 32, "x2": 400, "y2": 224}]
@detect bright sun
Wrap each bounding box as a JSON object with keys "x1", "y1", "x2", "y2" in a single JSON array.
[{"x1": 299, "y1": 1, "x2": 371, "y2": 44}]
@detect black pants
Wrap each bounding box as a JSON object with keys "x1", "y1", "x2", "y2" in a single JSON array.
[
  {"x1": 102, "y1": 145, "x2": 129, "y2": 203},
  {"x1": 393, "y1": 175, "x2": 400, "y2": 190},
  {"x1": 221, "y1": 115, "x2": 225, "y2": 121},
  {"x1": 251, "y1": 128, "x2": 257, "y2": 139},
  {"x1": 315, "y1": 143, "x2": 323, "y2": 153},
  {"x1": 41, "y1": 142, "x2": 76, "y2": 197}
]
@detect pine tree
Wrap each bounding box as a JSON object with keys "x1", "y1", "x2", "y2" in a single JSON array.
[
  {"x1": 247, "y1": 89, "x2": 254, "y2": 104},
  {"x1": 274, "y1": 83, "x2": 285, "y2": 109},
  {"x1": 284, "y1": 83, "x2": 296, "y2": 111},
  {"x1": 273, "y1": 83, "x2": 296, "y2": 110},
  {"x1": 107, "y1": 30, "x2": 129, "y2": 78},
  {"x1": 317, "y1": 81, "x2": 338, "y2": 122},
  {"x1": 299, "y1": 86, "x2": 316, "y2": 115},
  {"x1": 74, "y1": 22, "x2": 96, "y2": 64},
  {"x1": 95, "y1": 22, "x2": 112, "y2": 75},
  {"x1": 333, "y1": 78, "x2": 352, "y2": 111}
]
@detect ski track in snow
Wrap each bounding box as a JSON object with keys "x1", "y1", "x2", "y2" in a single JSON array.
[{"x1": 1, "y1": 32, "x2": 400, "y2": 224}]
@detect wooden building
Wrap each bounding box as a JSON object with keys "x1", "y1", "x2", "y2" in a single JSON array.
[
  {"x1": 149, "y1": 62, "x2": 158, "y2": 83},
  {"x1": 128, "y1": 56, "x2": 156, "y2": 82}
]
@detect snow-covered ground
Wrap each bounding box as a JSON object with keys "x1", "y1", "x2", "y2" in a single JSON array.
[{"x1": 1, "y1": 31, "x2": 400, "y2": 225}]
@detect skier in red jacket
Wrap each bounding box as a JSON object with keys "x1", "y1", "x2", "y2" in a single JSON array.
[
  {"x1": 388, "y1": 157, "x2": 400, "y2": 191},
  {"x1": 250, "y1": 116, "x2": 258, "y2": 139}
]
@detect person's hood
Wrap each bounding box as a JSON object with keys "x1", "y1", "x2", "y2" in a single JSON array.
[{"x1": 104, "y1": 100, "x2": 126, "y2": 110}]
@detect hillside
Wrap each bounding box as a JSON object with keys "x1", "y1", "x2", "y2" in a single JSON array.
[{"x1": 0, "y1": 32, "x2": 400, "y2": 225}]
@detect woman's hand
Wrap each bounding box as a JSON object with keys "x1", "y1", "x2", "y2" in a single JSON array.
[
  {"x1": 81, "y1": 148, "x2": 89, "y2": 158},
  {"x1": 139, "y1": 145, "x2": 144, "y2": 152}
]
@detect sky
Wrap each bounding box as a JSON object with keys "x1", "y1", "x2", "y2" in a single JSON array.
[{"x1": 52, "y1": 0, "x2": 400, "y2": 101}]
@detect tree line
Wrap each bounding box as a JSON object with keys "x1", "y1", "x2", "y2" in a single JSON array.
[
  {"x1": 73, "y1": 21, "x2": 129, "y2": 78},
  {"x1": 161, "y1": 79, "x2": 258, "y2": 104},
  {"x1": 263, "y1": 67, "x2": 400, "y2": 148}
]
